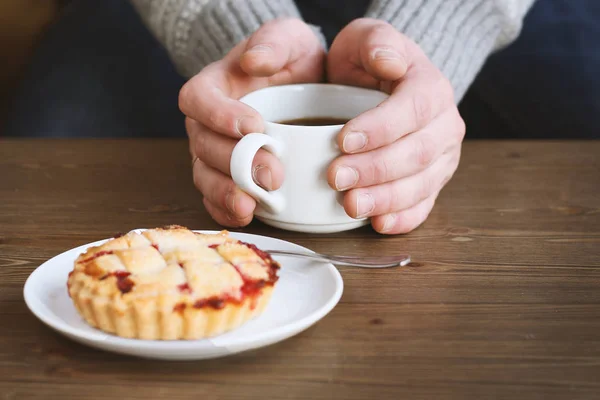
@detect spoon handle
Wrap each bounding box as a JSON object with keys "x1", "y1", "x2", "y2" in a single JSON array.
[{"x1": 265, "y1": 250, "x2": 411, "y2": 268}]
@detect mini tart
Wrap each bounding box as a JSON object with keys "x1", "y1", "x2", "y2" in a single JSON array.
[{"x1": 67, "y1": 225, "x2": 279, "y2": 340}]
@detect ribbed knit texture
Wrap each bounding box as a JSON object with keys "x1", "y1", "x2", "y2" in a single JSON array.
[
  {"x1": 131, "y1": 0, "x2": 536, "y2": 101},
  {"x1": 130, "y1": 0, "x2": 327, "y2": 78},
  {"x1": 365, "y1": 0, "x2": 535, "y2": 101}
]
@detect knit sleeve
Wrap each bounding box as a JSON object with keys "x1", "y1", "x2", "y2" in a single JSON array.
[
  {"x1": 365, "y1": 0, "x2": 537, "y2": 102},
  {"x1": 129, "y1": 0, "x2": 327, "y2": 78}
]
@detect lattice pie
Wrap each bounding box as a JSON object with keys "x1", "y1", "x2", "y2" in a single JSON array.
[{"x1": 67, "y1": 225, "x2": 279, "y2": 340}]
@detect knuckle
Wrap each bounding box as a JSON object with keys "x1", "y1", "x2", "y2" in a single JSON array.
[
  {"x1": 203, "y1": 198, "x2": 218, "y2": 218},
  {"x1": 411, "y1": 90, "x2": 432, "y2": 130},
  {"x1": 193, "y1": 130, "x2": 208, "y2": 160},
  {"x1": 207, "y1": 109, "x2": 229, "y2": 130},
  {"x1": 414, "y1": 134, "x2": 436, "y2": 168},
  {"x1": 441, "y1": 172, "x2": 454, "y2": 188},
  {"x1": 454, "y1": 111, "x2": 467, "y2": 141},
  {"x1": 221, "y1": 180, "x2": 237, "y2": 203},
  {"x1": 370, "y1": 157, "x2": 392, "y2": 183},
  {"x1": 387, "y1": 185, "x2": 401, "y2": 212},
  {"x1": 418, "y1": 176, "x2": 436, "y2": 202},
  {"x1": 192, "y1": 166, "x2": 204, "y2": 192},
  {"x1": 368, "y1": 22, "x2": 395, "y2": 39},
  {"x1": 420, "y1": 196, "x2": 436, "y2": 221},
  {"x1": 378, "y1": 119, "x2": 395, "y2": 142}
]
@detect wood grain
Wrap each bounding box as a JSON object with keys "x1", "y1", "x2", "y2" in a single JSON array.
[{"x1": 0, "y1": 139, "x2": 599, "y2": 400}]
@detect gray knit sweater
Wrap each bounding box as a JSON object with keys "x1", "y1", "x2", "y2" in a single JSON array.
[{"x1": 130, "y1": 0, "x2": 536, "y2": 102}]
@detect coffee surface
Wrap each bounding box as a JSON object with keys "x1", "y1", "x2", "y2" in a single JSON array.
[{"x1": 276, "y1": 117, "x2": 349, "y2": 126}]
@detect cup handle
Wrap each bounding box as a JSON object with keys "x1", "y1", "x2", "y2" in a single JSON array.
[{"x1": 230, "y1": 133, "x2": 286, "y2": 215}]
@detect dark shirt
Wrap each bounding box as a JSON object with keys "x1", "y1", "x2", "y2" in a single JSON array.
[{"x1": 295, "y1": 0, "x2": 371, "y2": 45}]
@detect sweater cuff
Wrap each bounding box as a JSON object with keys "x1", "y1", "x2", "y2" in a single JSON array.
[
  {"x1": 133, "y1": 0, "x2": 327, "y2": 78},
  {"x1": 365, "y1": 0, "x2": 504, "y2": 102}
]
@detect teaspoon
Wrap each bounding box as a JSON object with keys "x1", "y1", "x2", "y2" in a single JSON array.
[{"x1": 265, "y1": 249, "x2": 411, "y2": 268}]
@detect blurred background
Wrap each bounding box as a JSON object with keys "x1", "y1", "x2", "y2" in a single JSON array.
[{"x1": 0, "y1": 0, "x2": 63, "y2": 128}]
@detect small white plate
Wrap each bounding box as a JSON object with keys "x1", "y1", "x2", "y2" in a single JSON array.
[{"x1": 23, "y1": 230, "x2": 343, "y2": 360}]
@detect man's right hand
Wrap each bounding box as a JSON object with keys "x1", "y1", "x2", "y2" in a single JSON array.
[{"x1": 180, "y1": 18, "x2": 325, "y2": 227}]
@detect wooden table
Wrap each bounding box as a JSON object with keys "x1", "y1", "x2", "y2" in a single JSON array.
[{"x1": 1, "y1": 139, "x2": 599, "y2": 399}]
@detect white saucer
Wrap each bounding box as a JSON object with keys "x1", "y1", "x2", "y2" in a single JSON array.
[
  {"x1": 23, "y1": 230, "x2": 343, "y2": 360},
  {"x1": 255, "y1": 216, "x2": 370, "y2": 234}
]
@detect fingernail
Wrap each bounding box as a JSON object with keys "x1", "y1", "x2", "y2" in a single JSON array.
[
  {"x1": 253, "y1": 165, "x2": 273, "y2": 190},
  {"x1": 236, "y1": 116, "x2": 260, "y2": 136},
  {"x1": 371, "y1": 48, "x2": 400, "y2": 61},
  {"x1": 335, "y1": 166, "x2": 358, "y2": 191},
  {"x1": 225, "y1": 191, "x2": 236, "y2": 214},
  {"x1": 342, "y1": 132, "x2": 367, "y2": 153},
  {"x1": 246, "y1": 44, "x2": 273, "y2": 54},
  {"x1": 356, "y1": 193, "x2": 374, "y2": 218},
  {"x1": 382, "y1": 214, "x2": 396, "y2": 232}
]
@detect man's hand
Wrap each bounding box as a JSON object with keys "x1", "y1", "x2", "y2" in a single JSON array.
[
  {"x1": 180, "y1": 18, "x2": 325, "y2": 227},
  {"x1": 326, "y1": 18, "x2": 465, "y2": 234}
]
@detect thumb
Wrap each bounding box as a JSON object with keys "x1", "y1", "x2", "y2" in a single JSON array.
[
  {"x1": 359, "y1": 22, "x2": 410, "y2": 82},
  {"x1": 328, "y1": 19, "x2": 413, "y2": 88},
  {"x1": 239, "y1": 18, "x2": 324, "y2": 78}
]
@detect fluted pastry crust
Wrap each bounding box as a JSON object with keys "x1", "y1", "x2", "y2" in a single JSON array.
[{"x1": 67, "y1": 225, "x2": 279, "y2": 340}]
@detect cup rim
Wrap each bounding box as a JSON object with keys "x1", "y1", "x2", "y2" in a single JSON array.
[{"x1": 239, "y1": 83, "x2": 389, "y2": 128}]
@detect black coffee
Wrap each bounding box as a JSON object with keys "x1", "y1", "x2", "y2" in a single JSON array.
[{"x1": 276, "y1": 117, "x2": 349, "y2": 126}]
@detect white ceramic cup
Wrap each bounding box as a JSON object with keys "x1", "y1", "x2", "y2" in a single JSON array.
[{"x1": 230, "y1": 83, "x2": 389, "y2": 234}]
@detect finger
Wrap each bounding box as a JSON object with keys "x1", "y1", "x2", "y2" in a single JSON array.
[
  {"x1": 192, "y1": 158, "x2": 256, "y2": 220},
  {"x1": 179, "y1": 65, "x2": 265, "y2": 138},
  {"x1": 190, "y1": 119, "x2": 284, "y2": 191},
  {"x1": 203, "y1": 198, "x2": 253, "y2": 228},
  {"x1": 327, "y1": 19, "x2": 411, "y2": 89},
  {"x1": 337, "y1": 64, "x2": 454, "y2": 154},
  {"x1": 180, "y1": 18, "x2": 325, "y2": 139},
  {"x1": 328, "y1": 108, "x2": 465, "y2": 190},
  {"x1": 371, "y1": 193, "x2": 437, "y2": 234},
  {"x1": 240, "y1": 18, "x2": 325, "y2": 82},
  {"x1": 359, "y1": 21, "x2": 410, "y2": 82},
  {"x1": 341, "y1": 151, "x2": 459, "y2": 219}
]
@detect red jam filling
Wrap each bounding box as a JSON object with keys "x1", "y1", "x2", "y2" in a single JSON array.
[
  {"x1": 238, "y1": 241, "x2": 280, "y2": 283},
  {"x1": 173, "y1": 303, "x2": 186, "y2": 314},
  {"x1": 77, "y1": 239, "x2": 279, "y2": 308},
  {"x1": 117, "y1": 278, "x2": 134, "y2": 294},
  {"x1": 192, "y1": 241, "x2": 279, "y2": 310},
  {"x1": 151, "y1": 243, "x2": 159, "y2": 251},
  {"x1": 193, "y1": 296, "x2": 226, "y2": 310},
  {"x1": 99, "y1": 271, "x2": 134, "y2": 294},
  {"x1": 177, "y1": 283, "x2": 192, "y2": 294},
  {"x1": 241, "y1": 279, "x2": 266, "y2": 296},
  {"x1": 79, "y1": 250, "x2": 114, "y2": 264}
]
